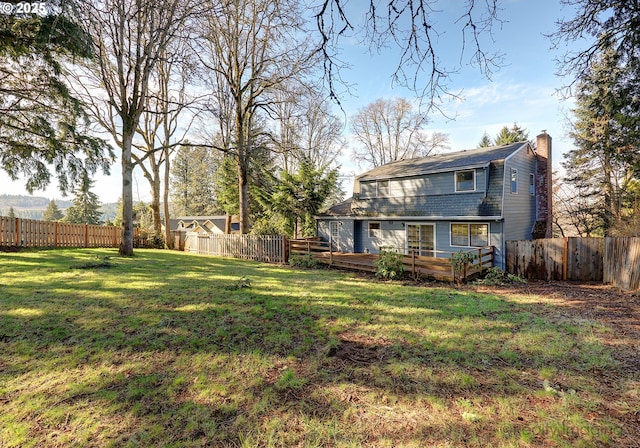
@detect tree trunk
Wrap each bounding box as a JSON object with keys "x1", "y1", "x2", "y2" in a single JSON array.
[
  {"x1": 163, "y1": 149, "x2": 173, "y2": 249},
  {"x1": 238, "y1": 156, "x2": 250, "y2": 234},
  {"x1": 119, "y1": 131, "x2": 135, "y2": 256},
  {"x1": 150, "y1": 165, "x2": 162, "y2": 239}
]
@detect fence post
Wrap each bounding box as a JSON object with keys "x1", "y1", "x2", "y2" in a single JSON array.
[
  {"x1": 84, "y1": 223, "x2": 89, "y2": 248},
  {"x1": 54, "y1": 221, "x2": 59, "y2": 247},
  {"x1": 562, "y1": 237, "x2": 568, "y2": 281},
  {"x1": 283, "y1": 236, "x2": 288, "y2": 264},
  {"x1": 15, "y1": 217, "x2": 20, "y2": 247}
]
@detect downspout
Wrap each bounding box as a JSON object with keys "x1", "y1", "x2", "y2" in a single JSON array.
[{"x1": 483, "y1": 163, "x2": 490, "y2": 198}]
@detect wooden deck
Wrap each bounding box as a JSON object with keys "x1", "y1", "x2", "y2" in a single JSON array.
[{"x1": 289, "y1": 239, "x2": 494, "y2": 283}]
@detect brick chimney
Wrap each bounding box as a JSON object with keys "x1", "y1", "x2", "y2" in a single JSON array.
[{"x1": 532, "y1": 131, "x2": 553, "y2": 238}]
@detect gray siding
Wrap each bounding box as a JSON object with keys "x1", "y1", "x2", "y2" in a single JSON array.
[
  {"x1": 360, "y1": 168, "x2": 487, "y2": 199},
  {"x1": 317, "y1": 219, "x2": 355, "y2": 253},
  {"x1": 344, "y1": 219, "x2": 505, "y2": 269},
  {"x1": 357, "y1": 220, "x2": 405, "y2": 253},
  {"x1": 502, "y1": 147, "x2": 537, "y2": 242},
  {"x1": 354, "y1": 166, "x2": 502, "y2": 218}
]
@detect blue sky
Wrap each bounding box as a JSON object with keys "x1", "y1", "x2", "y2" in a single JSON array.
[{"x1": 1, "y1": 0, "x2": 581, "y2": 203}]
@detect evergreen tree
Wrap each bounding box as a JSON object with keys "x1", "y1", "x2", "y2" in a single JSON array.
[
  {"x1": 564, "y1": 46, "x2": 640, "y2": 236},
  {"x1": 0, "y1": 8, "x2": 112, "y2": 194},
  {"x1": 478, "y1": 132, "x2": 493, "y2": 147},
  {"x1": 7, "y1": 206, "x2": 16, "y2": 219},
  {"x1": 214, "y1": 156, "x2": 240, "y2": 219},
  {"x1": 259, "y1": 157, "x2": 339, "y2": 237},
  {"x1": 42, "y1": 200, "x2": 63, "y2": 221},
  {"x1": 170, "y1": 145, "x2": 219, "y2": 216},
  {"x1": 494, "y1": 123, "x2": 529, "y2": 145},
  {"x1": 64, "y1": 177, "x2": 101, "y2": 224}
]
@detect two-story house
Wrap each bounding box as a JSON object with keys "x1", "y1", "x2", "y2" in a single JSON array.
[{"x1": 316, "y1": 132, "x2": 553, "y2": 269}]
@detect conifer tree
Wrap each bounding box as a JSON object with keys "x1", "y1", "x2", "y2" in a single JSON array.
[
  {"x1": 42, "y1": 200, "x2": 64, "y2": 221},
  {"x1": 494, "y1": 123, "x2": 529, "y2": 145},
  {"x1": 0, "y1": 6, "x2": 112, "y2": 194},
  {"x1": 478, "y1": 132, "x2": 493, "y2": 148},
  {"x1": 64, "y1": 176, "x2": 101, "y2": 224}
]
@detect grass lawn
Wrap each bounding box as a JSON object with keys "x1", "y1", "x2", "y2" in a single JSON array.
[{"x1": 0, "y1": 248, "x2": 637, "y2": 447}]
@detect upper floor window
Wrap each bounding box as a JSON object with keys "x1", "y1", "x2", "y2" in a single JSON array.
[
  {"x1": 529, "y1": 173, "x2": 535, "y2": 195},
  {"x1": 377, "y1": 180, "x2": 390, "y2": 197},
  {"x1": 455, "y1": 170, "x2": 475, "y2": 192},
  {"x1": 511, "y1": 168, "x2": 518, "y2": 194}
]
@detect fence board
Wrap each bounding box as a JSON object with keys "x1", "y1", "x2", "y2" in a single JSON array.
[
  {"x1": 185, "y1": 233, "x2": 286, "y2": 264},
  {"x1": 604, "y1": 237, "x2": 640, "y2": 291},
  {"x1": 507, "y1": 237, "x2": 607, "y2": 283},
  {"x1": 0, "y1": 216, "x2": 125, "y2": 249}
]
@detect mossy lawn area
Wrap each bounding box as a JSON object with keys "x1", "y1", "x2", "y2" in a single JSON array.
[{"x1": 0, "y1": 249, "x2": 637, "y2": 447}]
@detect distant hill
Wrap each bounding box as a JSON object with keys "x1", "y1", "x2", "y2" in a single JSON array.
[{"x1": 0, "y1": 194, "x2": 117, "y2": 222}]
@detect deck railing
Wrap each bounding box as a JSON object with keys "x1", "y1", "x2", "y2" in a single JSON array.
[{"x1": 289, "y1": 239, "x2": 494, "y2": 282}]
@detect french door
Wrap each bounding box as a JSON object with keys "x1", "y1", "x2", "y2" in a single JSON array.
[{"x1": 406, "y1": 224, "x2": 435, "y2": 257}]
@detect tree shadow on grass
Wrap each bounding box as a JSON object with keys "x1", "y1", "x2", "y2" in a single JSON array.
[{"x1": 0, "y1": 249, "x2": 633, "y2": 446}]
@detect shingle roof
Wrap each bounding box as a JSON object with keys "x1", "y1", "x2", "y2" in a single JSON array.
[
  {"x1": 317, "y1": 199, "x2": 353, "y2": 217},
  {"x1": 356, "y1": 141, "x2": 528, "y2": 181}
]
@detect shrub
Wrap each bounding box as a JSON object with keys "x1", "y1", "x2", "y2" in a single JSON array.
[
  {"x1": 289, "y1": 253, "x2": 319, "y2": 269},
  {"x1": 374, "y1": 247, "x2": 405, "y2": 280},
  {"x1": 475, "y1": 267, "x2": 527, "y2": 285},
  {"x1": 450, "y1": 250, "x2": 478, "y2": 284}
]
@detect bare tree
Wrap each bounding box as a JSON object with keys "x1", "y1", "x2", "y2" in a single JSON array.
[
  {"x1": 350, "y1": 97, "x2": 449, "y2": 168},
  {"x1": 553, "y1": 179, "x2": 602, "y2": 237},
  {"x1": 132, "y1": 42, "x2": 197, "y2": 245},
  {"x1": 66, "y1": 0, "x2": 194, "y2": 255},
  {"x1": 271, "y1": 88, "x2": 345, "y2": 174},
  {"x1": 314, "y1": 0, "x2": 502, "y2": 107},
  {"x1": 552, "y1": 1, "x2": 640, "y2": 88},
  {"x1": 195, "y1": 0, "x2": 318, "y2": 233}
]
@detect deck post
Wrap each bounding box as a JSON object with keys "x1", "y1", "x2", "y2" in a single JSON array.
[
  {"x1": 412, "y1": 249, "x2": 416, "y2": 279},
  {"x1": 450, "y1": 253, "x2": 455, "y2": 282},
  {"x1": 329, "y1": 239, "x2": 333, "y2": 265}
]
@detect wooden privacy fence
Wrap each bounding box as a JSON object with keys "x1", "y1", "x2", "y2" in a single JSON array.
[
  {"x1": 603, "y1": 237, "x2": 640, "y2": 291},
  {"x1": 289, "y1": 238, "x2": 494, "y2": 282},
  {"x1": 0, "y1": 216, "x2": 123, "y2": 248},
  {"x1": 506, "y1": 237, "x2": 640, "y2": 290},
  {"x1": 506, "y1": 237, "x2": 604, "y2": 282},
  {"x1": 185, "y1": 233, "x2": 287, "y2": 263}
]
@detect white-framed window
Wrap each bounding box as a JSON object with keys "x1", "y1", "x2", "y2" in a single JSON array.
[
  {"x1": 377, "y1": 179, "x2": 390, "y2": 197},
  {"x1": 455, "y1": 170, "x2": 475, "y2": 192},
  {"x1": 511, "y1": 168, "x2": 518, "y2": 194},
  {"x1": 529, "y1": 173, "x2": 535, "y2": 195},
  {"x1": 368, "y1": 221, "x2": 381, "y2": 238},
  {"x1": 330, "y1": 221, "x2": 339, "y2": 239},
  {"x1": 450, "y1": 223, "x2": 489, "y2": 247}
]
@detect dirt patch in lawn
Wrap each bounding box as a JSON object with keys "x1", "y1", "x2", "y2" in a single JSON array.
[
  {"x1": 471, "y1": 280, "x2": 640, "y2": 444},
  {"x1": 473, "y1": 281, "x2": 640, "y2": 353}
]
